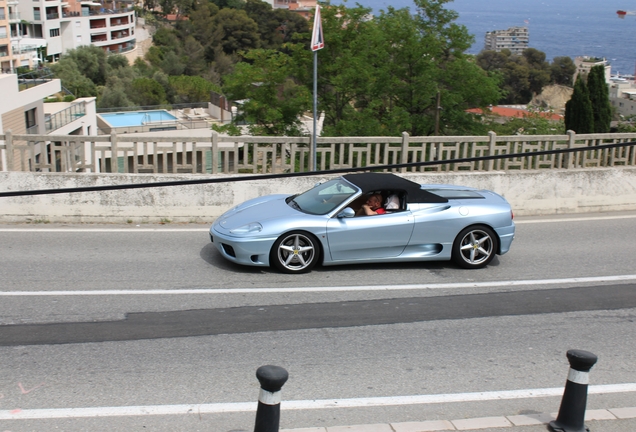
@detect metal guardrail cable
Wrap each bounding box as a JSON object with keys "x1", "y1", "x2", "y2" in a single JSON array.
[{"x1": 1, "y1": 140, "x2": 635, "y2": 198}]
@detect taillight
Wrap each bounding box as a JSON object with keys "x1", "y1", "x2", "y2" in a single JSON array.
[{"x1": 511, "y1": 210, "x2": 514, "y2": 220}]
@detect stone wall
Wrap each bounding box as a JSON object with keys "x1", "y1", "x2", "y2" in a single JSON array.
[{"x1": 1, "y1": 168, "x2": 635, "y2": 223}]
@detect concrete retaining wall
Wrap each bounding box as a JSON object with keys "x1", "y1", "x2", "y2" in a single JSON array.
[{"x1": 1, "y1": 168, "x2": 635, "y2": 223}]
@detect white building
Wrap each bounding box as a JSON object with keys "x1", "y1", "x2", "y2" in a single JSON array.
[
  {"x1": 4, "y1": 0, "x2": 135, "y2": 65},
  {"x1": 0, "y1": 72, "x2": 96, "y2": 171},
  {"x1": 484, "y1": 26, "x2": 529, "y2": 55},
  {"x1": 573, "y1": 56, "x2": 611, "y2": 82},
  {"x1": 2, "y1": 0, "x2": 44, "y2": 72},
  {"x1": 260, "y1": 0, "x2": 316, "y2": 19}
]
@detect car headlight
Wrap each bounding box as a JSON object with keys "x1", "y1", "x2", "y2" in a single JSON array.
[{"x1": 230, "y1": 222, "x2": 263, "y2": 234}]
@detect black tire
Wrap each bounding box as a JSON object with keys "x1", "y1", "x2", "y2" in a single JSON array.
[
  {"x1": 452, "y1": 225, "x2": 498, "y2": 269},
  {"x1": 270, "y1": 231, "x2": 320, "y2": 274}
]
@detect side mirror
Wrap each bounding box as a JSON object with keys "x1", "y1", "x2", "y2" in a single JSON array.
[{"x1": 337, "y1": 207, "x2": 355, "y2": 218}]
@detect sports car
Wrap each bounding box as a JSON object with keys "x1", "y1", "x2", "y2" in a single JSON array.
[{"x1": 210, "y1": 173, "x2": 515, "y2": 273}]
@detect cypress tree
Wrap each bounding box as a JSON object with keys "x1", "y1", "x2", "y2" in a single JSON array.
[
  {"x1": 565, "y1": 75, "x2": 594, "y2": 134},
  {"x1": 587, "y1": 65, "x2": 612, "y2": 133}
]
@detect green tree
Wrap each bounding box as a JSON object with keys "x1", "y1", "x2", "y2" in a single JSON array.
[
  {"x1": 222, "y1": 49, "x2": 311, "y2": 136},
  {"x1": 209, "y1": 0, "x2": 244, "y2": 9},
  {"x1": 587, "y1": 65, "x2": 612, "y2": 133},
  {"x1": 160, "y1": 50, "x2": 187, "y2": 76},
  {"x1": 564, "y1": 75, "x2": 594, "y2": 133},
  {"x1": 477, "y1": 48, "x2": 552, "y2": 104},
  {"x1": 169, "y1": 75, "x2": 220, "y2": 103},
  {"x1": 312, "y1": 0, "x2": 501, "y2": 136},
  {"x1": 522, "y1": 48, "x2": 551, "y2": 95},
  {"x1": 98, "y1": 86, "x2": 134, "y2": 109},
  {"x1": 53, "y1": 46, "x2": 108, "y2": 88},
  {"x1": 181, "y1": 35, "x2": 207, "y2": 75},
  {"x1": 130, "y1": 77, "x2": 168, "y2": 106},
  {"x1": 244, "y1": 0, "x2": 308, "y2": 49},
  {"x1": 107, "y1": 54, "x2": 130, "y2": 70},
  {"x1": 550, "y1": 56, "x2": 576, "y2": 86},
  {"x1": 50, "y1": 58, "x2": 97, "y2": 97},
  {"x1": 486, "y1": 115, "x2": 564, "y2": 135},
  {"x1": 211, "y1": 9, "x2": 260, "y2": 56}
]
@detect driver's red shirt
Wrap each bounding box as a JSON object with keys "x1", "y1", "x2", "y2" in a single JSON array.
[{"x1": 375, "y1": 208, "x2": 386, "y2": 215}]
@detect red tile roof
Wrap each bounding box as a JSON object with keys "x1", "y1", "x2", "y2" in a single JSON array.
[{"x1": 467, "y1": 106, "x2": 563, "y2": 121}]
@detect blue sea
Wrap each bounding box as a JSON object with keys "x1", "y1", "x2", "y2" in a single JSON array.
[{"x1": 335, "y1": 0, "x2": 636, "y2": 76}]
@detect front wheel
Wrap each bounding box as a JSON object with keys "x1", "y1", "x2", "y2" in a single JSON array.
[
  {"x1": 270, "y1": 231, "x2": 320, "y2": 274},
  {"x1": 452, "y1": 225, "x2": 498, "y2": 269}
]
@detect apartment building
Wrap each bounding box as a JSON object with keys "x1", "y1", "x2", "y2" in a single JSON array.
[
  {"x1": 1, "y1": 72, "x2": 97, "y2": 171},
  {"x1": 1, "y1": 0, "x2": 43, "y2": 72},
  {"x1": 484, "y1": 26, "x2": 529, "y2": 55},
  {"x1": 573, "y1": 56, "x2": 611, "y2": 82},
  {"x1": 0, "y1": 0, "x2": 10, "y2": 70},
  {"x1": 2, "y1": 0, "x2": 134, "y2": 68},
  {"x1": 265, "y1": 0, "x2": 317, "y2": 19}
]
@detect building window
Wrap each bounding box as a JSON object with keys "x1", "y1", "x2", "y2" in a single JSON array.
[
  {"x1": 25, "y1": 108, "x2": 37, "y2": 131},
  {"x1": 0, "y1": 26, "x2": 7, "y2": 39},
  {"x1": 0, "y1": 8, "x2": 5, "y2": 20},
  {"x1": 50, "y1": 28, "x2": 60, "y2": 37},
  {"x1": 33, "y1": 7, "x2": 41, "y2": 20}
]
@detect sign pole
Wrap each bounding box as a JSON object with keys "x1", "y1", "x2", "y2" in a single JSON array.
[
  {"x1": 313, "y1": 50, "x2": 318, "y2": 171},
  {"x1": 310, "y1": 4, "x2": 324, "y2": 172}
]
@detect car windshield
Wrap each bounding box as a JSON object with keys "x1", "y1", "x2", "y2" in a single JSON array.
[{"x1": 288, "y1": 178, "x2": 359, "y2": 215}]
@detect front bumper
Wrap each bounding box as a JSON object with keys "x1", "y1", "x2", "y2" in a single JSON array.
[{"x1": 210, "y1": 227, "x2": 276, "y2": 267}]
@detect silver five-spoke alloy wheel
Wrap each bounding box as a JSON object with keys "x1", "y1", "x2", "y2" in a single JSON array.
[
  {"x1": 271, "y1": 231, "x2": 319, "y2": 273},
  {"x1": 452, "y1": 225, "x2": 498, "y2": 269}
]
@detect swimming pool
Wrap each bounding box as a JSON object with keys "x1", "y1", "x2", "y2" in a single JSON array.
[{"x1": 100, "y1": 110, "x2": 178, "y2": 127}]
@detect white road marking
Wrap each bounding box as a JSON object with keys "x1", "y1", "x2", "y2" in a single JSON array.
[
  {"x1": 514, "y1": 214, "x2": 636, "y2": 224},
  {"x1": 0, "y1": 213, "x2": 634, "y2": 232},
  {"x1": 1, "y1": 383, "x2": 634, "y2": 420},
  {"x1": 0, "y1": 228, "x2": 209, "y2": 232},
  {"x1": 1, "y1": 274, "x2": 635, "y2": 296}
]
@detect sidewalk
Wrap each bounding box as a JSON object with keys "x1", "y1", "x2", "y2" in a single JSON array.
[{"x1": 281, "y1": 406, "x2": 636, "y2": 431}]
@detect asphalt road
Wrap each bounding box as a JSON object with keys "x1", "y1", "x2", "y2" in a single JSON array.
[{"x1": 1, "y1": 212, "x2": 636, "y2": 431}]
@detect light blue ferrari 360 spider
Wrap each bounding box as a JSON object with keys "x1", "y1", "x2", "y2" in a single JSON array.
[{"x1": 210, "y1": 172, "x2": 515, "y2": 273}]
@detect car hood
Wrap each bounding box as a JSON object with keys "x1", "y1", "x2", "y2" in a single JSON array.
[{"x1": 214, "y1": 194, "x2": 299, "y2": 232}]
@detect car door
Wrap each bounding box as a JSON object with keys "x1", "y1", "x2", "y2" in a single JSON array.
[{"x1": 326, "y1": 211, "x2": 414, "y2": 261}]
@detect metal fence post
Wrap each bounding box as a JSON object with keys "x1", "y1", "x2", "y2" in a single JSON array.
[
  {"x1": 253, "y1": 365, "x2": 289, "y2": 432},
  {"x1": 548, "y1": 349, "x2": 598, "y2": 432}
]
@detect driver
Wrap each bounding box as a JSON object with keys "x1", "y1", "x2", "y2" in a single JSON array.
[{"x1": 356, "y1": 193, "x2": 386, "y2": 216}]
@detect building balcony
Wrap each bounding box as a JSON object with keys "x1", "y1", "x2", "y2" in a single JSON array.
[
  {"x1": 11, "y1": 37, "x2": 47, "y2": 54},
  {"x1": 110, "y1": 31, "x2": 129, "y2": 40},
  {"x1": 62, "y1": 7, "x2": 132, "y2": 18}
]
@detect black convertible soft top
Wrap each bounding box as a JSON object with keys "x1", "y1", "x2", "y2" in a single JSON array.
[{"x1": 343, "y1": 173, "x2": 448, "y2": 204}]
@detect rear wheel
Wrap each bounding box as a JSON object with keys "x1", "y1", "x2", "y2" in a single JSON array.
[
  {"x1": 270, "y1": 231, "x2": 320, "y2": 274},
  {"x1": 452, "y1": 225, "x2": 498, "y2": 269}
]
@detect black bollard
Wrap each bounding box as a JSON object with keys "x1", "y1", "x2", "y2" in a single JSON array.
[
  {"x1": 253, "y1": 365, "x2": 289, "y2": 432},
  {"x1": 548, "y1": 349, "x2": 598, "y2": 432}
]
